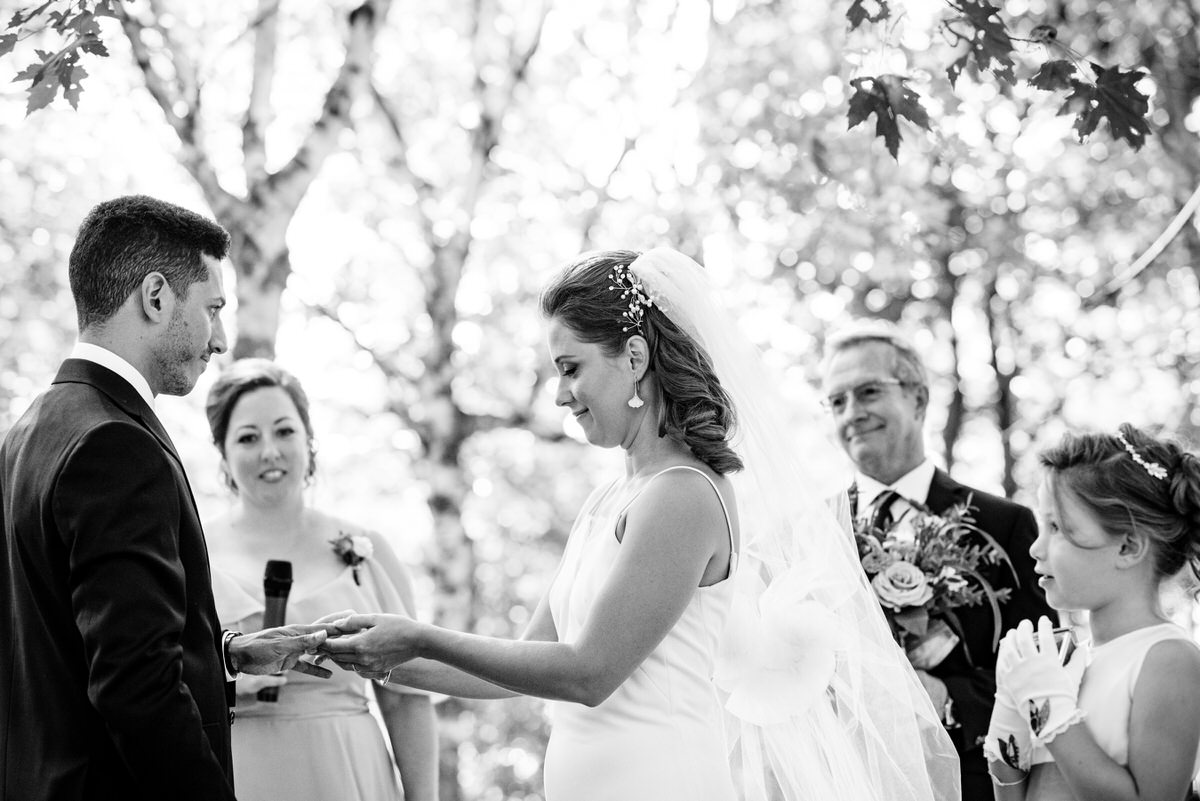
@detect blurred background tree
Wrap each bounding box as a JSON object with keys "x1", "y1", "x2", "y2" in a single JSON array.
[{"x1": 3, "y1": 0, "x2": 1198, "y2": 798}]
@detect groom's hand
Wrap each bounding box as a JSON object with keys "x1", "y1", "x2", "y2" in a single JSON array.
[
  {"x1": 229, "y1": 624, "x2": 335, "y2": 677},
  {"x1": 317, "y1": 613, "x2": 423, "y2": 675}
]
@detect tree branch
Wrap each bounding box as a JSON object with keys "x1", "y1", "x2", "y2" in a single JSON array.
[
  {"x1": 461, "y1": 1, "x2": 550, "y2": 226},
  {"x1": 243, "y1": 0, "x2": 281, "y2": 183},
  {"x1": 579, "y1": 136, "x2": 636, "y2": 251},
  {"x1": 1090, "y1": 178, "x2": 1200, "y2": 305},
  {"x1": 116, "y1": 3, "x2": 234, "y2": 217},
  {"x1": 306, "y1": 300, "x2": 423, "y2": 430},
  {"x1": 266, "y1": 0, "x2": 393, "y2": 211},
  {"x1": 369, "y1": 79, "x2": 438, "y2": 245}
]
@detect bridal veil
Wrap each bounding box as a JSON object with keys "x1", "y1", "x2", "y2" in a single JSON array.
[{"x1": 628, "y1": 247, "x2": 960, "y2": 801}]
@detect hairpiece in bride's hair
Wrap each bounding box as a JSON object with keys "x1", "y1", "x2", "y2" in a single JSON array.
[
  {"x1": 608, "y1": 264, "x2": 654, "y2": 334},
  {"x1": 1116, "y1": 430, "x2": 1168, "y2": 480}
]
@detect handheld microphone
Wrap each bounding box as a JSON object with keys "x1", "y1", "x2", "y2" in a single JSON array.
[{"x1": 257, "y1": 559, "x2": 293, "y2": 702}]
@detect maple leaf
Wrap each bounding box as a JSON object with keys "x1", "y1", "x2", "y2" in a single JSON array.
[
  {"x1": 13, "y1": 61, "x2": 46, "y2": 82},
  {"x1": 79, "y1": 36, "x2": 108, "y2": 57},
  {"x1": 93, "y1": 0, "x2": 121, "y2": 19},
  {"x1": 879, "y1": 74, "x2": 931, "y2": 129},
  {"x1": 68, "y1": 13, "x2": 102, "y2": 38},
  {"x1": 847, "y1": 0, "x2": 890, "y2": 30},
  {"x1": 1029, "y1": 59, "x2": 1076, "y2": 91},
  {"x1": 848, "y1": 75, "x2": 931, "y2": 159},
  {"x1": 8, "y1": 2, "x2": 53, "y2": 32},
  {"x1": 947, "y1": 53, "x2": 970, "y2": 87},
  {"x1": 1090, "y1": 64, "x2": 1151, "y2": 149},
  {"x1": 62, "y1": 63, "x2": 86, "y2": 109},
  {"x1": 26, "y1": 72, "x2": 57, "y2": 114},
  {"x1": 946, "y1": 0, "x2": 1016, "y2": 85},
  {"x1": 1059, "y1": 63, "x2": 1151, "y2": 150},
  {"x1": 47, "y1": 9, "x2": 69, "y2": 31},
  {"x1": 0, "y1": 33, "x2": 15, "y2": 58}
]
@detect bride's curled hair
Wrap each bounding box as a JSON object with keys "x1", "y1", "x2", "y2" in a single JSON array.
[{"x1": 541, "y1": 249, "x2": 743, "y2": 475}]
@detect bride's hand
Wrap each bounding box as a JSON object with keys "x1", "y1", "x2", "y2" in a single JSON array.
[
  {"x1": 317, "y1": 613, "x2": 424, "y2": 675},
  {"x1": 311, "y1": 609, "x2": 358, "y2": 626}
]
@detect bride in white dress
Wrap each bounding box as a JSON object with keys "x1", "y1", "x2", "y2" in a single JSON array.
[{"x1": 318, "y1": 248, "x2": 959, "y2": 801}]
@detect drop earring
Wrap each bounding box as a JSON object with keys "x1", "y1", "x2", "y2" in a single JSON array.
[{"x1": 628, "y1": 377, "x2": 644, "y2": 409}]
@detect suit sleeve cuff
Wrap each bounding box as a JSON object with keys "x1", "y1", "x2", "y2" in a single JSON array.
[{"x1": 221, "y1": 630, "x2": 242, "y2": 680}]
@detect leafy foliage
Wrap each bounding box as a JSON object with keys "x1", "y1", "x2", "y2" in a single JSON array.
[
  {"x1": 1028, "y1": 59, "x2": 1076, "y2": 92},
  {"x1": 4, "y1": 0, "x2": 117, "y2": 114},
  {"x1": 847, "y1": 2, "x2": 1153, "y2": 157},
  {"x1": 1059, "y1": 63, "x2": 1152, "y2": 151},
  {"x1": 846, "y1": 0, "x2": 889, "y2": 30},
  {"x1": 847, "y1": 74, "x2": 931, "y2": 158},
  {"x1": 943, "y1": 0, "x2": 1015, "y2": 86}
]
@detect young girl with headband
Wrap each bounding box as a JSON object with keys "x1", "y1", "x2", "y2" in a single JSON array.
[{"x1": 985, "y1": 423, "x2": 1200, "y2": 800}]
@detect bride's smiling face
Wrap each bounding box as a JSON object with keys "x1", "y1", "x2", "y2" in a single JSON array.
[{"x1": 547, "y1": 318, "x2": 637, "y2": 449}]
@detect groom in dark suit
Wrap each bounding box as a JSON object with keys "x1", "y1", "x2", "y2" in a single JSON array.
[
  {"x1": 0, "y1": 195, "x2": 331, "y2": 801},
  {"x1": 821, "y1": 321, "x2": 1052, "y2": 801}
]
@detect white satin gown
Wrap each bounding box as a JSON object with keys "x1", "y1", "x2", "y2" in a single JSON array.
[{"x1": 543, "y1": 466, "x2": 739, "y2": 801}]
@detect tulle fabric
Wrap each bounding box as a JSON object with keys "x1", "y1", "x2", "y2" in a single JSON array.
[{"x1": 630, "y1": 248, "x2": 960, "y2": 801}]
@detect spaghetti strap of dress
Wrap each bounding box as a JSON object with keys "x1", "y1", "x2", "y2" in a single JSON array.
[{"x1": 624, "y1": 465, "x2": 736, "y2": 564}]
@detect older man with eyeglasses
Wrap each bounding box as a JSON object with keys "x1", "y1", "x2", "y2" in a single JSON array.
[{"x1": 821, "y1": 320, "x2": 1051, "y2": 801}]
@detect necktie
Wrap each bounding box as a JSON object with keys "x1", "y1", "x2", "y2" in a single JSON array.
[{"x1": 868, "y1": 489, "x2": 903, "y2": 533}]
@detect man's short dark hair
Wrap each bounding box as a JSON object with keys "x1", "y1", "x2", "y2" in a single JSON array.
[{"x1": 68, "y1": 195, "x2": 230, "y2": 331}]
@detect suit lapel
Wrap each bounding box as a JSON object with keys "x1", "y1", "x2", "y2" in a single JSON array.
[
  {"x1": 54, "y1": 358, "x2": 215, "y2": 584},
  {"x1": 925, "y1": 468, "x2": 968, "y2": 514}
]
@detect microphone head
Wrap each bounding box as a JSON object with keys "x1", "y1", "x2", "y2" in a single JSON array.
[{"x1": 263, "y1": 559, "x2": 293, "y2": 595}]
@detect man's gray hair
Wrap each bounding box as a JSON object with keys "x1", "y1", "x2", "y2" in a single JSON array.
[{"x1": 822, "y1": 320, "x2": 928, "y2": 389}]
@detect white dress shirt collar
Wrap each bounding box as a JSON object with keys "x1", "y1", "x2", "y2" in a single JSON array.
[
  {"x1": 856, "y1": 458, "x2": 937, "y2": 510},
  {"x1": 70, "y1": 342, "x2": 155, "y2": 410}
]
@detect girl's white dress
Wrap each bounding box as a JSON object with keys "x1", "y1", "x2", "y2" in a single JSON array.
[
  {"x1": 543, "y1": 466, "x2": 738, "y2": 801},
  {"x1": 1032, "y1": 621, "x2": 1200, "y2": 777}
]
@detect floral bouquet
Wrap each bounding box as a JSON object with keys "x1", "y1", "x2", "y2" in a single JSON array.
[{"x1": 855, "y1": 498, "x2": 1016, "y2": 669}]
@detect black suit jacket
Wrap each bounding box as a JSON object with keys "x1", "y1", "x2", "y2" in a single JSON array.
[
  {"x1": 0, "y1": 359, "x2": 236, "y2": 801},
  {"x1": 923, "y1": 468, "x2": 1052, "y2": 797}
]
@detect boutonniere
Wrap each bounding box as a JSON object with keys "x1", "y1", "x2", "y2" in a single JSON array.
[{"x1": 330, "y1": 532, "x2": 373, "y2": 585}]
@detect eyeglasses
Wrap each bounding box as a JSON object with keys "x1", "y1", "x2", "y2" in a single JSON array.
[{"x1": 821, "y1": 379, "x2": 906, "y2": 413}]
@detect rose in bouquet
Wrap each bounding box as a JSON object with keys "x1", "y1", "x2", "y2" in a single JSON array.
[{"x1": 855, "y1": 497, "x2": 1017, "y2": 669}]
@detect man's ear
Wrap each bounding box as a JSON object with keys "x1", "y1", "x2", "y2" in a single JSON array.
[
  {"x1": 1115, "y1": 529, "x2": 1152, "y2": 569},
  {"x1": 626, "y1": 335, "x2": 650, "y2": 381},
  {"x1": 141, "y1": 272, "x2": 174, "y2": 323},
  {"x1": 912, "y1": 383, "x2": 930, "y2": 417}
]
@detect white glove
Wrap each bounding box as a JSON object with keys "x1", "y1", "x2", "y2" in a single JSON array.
[
  {"x1": 984, "y1": 689, "x2": 1031, "y2": 772},
  {"x1": 996, "y1": 616, "x2": 1087, "y2": 746}
]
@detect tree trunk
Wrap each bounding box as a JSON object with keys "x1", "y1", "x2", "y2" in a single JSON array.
[
  {"x1": 223, "y1": 218, "x2": 291, "y2": 359},
  {"x1": 415, "y1": 236, "x2": 477, "y2": 801},
  {"x1": 933, "y1": 186, "x2": 966, "y2": 471},
  {"x1": 983, "y1": 277, "x2": 1018, "y2": 498}
]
